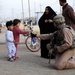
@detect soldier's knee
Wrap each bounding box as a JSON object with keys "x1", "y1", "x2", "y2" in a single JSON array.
[{"x1": 55, "y1": 63, "x2": 65, "y2": 70}]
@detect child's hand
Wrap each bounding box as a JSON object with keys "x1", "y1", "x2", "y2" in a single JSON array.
[
  {"x1": 13, "y1": 40, "x2": 16, "y2": 44},
  {"x1": 13, "y1": 40, "x2": 15, "y2": 43},
  {"x1": 13, "y1": 40, "x2": 18, "y2": 45},
  {"x1": 26, "y1": 30, "x2": 31, "y2": 34}
]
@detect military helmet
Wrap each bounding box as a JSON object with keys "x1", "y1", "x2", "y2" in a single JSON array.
[{"x1": 53, "y1": 14, "x2": 65, "y2": 24}]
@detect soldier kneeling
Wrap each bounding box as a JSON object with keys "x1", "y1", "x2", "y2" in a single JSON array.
[{"x1": 37, "y1": 14, "x2": 75, "y2": 70}]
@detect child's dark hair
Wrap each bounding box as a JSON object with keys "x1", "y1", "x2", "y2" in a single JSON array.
[
  {"x1": 13, "y1": 19, "x2": 21, "y2": 26},
  {"x1": 59, "y1": 0, "x2": 66, "y2": 3},
  {"x1": 6, "y1": 21, "x2": 13, "y2": 28}
]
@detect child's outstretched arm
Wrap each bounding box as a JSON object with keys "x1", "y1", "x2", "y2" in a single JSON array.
[{"x1": 17, "y1": 27, "x2": 31, "y2": 34}]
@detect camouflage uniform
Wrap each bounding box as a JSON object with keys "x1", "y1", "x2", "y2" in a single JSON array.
[{"x1": 38, "y1": 15, "x2": 75, "y2": 70}]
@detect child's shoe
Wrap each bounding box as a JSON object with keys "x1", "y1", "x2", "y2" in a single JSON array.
[
  {"x1": 12, "y1": 56, "x2": 16, "y2": 60},
  {"x1": 8, "y1": 58, "x2": 14, "y2": 62},
  {"x1": 15, "y1": 56, "x2": 19, "y2": 59}
]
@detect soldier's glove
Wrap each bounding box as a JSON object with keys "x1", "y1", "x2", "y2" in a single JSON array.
[{"x1": 31, "y1": 33, "x2": 37, "y2": 37}]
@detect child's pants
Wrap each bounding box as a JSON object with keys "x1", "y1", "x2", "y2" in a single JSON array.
[
  {"x1": 7, "y1": 45, "x2": 16, "y2": 58},
  {"x1": 15, "y1": 44, "x2": 18, "y2": 57}
]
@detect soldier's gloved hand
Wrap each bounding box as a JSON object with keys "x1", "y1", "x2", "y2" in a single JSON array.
[{"x1": 31, "y1": 33, "x2": 37, "y2": 37}]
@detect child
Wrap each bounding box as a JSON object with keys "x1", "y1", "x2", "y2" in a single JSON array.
[
  {"x1": 13, "y1": 19, "x2": 30, "y2": 58},
  {"x1": 5, "y1": 21, "x2": 16, "y2": 61}
]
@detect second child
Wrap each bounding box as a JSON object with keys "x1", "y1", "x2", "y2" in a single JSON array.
[{"x1": 13, "y1": 19, "x2": 30, "y2": 58}]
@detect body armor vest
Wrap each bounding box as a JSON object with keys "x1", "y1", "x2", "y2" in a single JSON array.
[{"x1": 53, "y1": 24, "x2": 75, "y2": 49}]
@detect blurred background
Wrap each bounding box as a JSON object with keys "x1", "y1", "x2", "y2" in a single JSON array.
[
  {"x1": 0, "y1": 0, "x2": 75, "y2": 43},
  {"x1": 0, "y1": 0, "x2": 75, "y2": 26}
]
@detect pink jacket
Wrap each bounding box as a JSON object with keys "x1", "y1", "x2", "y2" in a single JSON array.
[{"x1": 13, "y1": 26, "x2": 28, "y2": 43}]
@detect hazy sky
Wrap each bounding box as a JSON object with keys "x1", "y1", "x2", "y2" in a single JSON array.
[{"x1": 0, "y1": 0, "x2": 75, "y2": 20}]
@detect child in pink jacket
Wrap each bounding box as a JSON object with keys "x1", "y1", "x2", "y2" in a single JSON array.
[{"x1": 13, "y1": 19, "x2": 30, "y2": 59}]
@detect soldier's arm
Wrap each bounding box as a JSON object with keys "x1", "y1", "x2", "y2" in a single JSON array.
[
  {"x1": 37, "y1": 33, "x2": 54, "y2": 40},
  {"x1": 56, "y1": 28, "x2": 72, "y2": 53}
]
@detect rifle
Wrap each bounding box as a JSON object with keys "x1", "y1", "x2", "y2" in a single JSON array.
[
  {"x1": 48, "y1": 37, "x2": 55, "y2": 64},
  {"x1": 49, "y1": 48, "x2": 53, "y2": 64}
]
